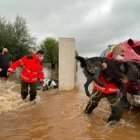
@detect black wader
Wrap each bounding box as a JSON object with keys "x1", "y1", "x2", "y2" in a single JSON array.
[
  {"x1": 85, "y1": 90, "x2": 125, "y2": 123},
  {"x1": 21, "y1": 81, "x2": 37, "y2": 101}
]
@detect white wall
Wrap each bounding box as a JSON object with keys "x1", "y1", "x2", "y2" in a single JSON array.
[{"x1": 59, "y1": 38, "x2": 75, "y2": 90}]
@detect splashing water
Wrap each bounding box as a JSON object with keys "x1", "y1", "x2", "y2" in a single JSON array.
[{"x1": 0, "y1": 81, "x2": 41, "y2": 114}]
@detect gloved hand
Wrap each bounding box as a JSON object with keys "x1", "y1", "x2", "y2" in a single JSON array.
[
  {"x1": 7, "y1": 72, "x2": 10, "y2": 77},
  {"x1": 7, "y1": 68, "x2": 13, "y2": 76},
  {"x1": 40, "y1": 80, "x2": 44, "y2": 85}
]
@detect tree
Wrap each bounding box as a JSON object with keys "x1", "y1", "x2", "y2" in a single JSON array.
[
  {"x1": 11, "y1": 16, "x2": 36, "y2": 60},
  {"x1": 40, "y1": 37, "x2": 59, "y2": 69},
  {"x1": 0, "y1": 17, "x2": 14, "y2": 51},
  {"x1": 0, "y1": 16, "x2": 36, "y2": 61}
]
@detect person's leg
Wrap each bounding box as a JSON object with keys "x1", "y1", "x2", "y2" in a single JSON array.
[
  {"x1": 29, "y1": 82, "x2": 37, "y2": 101},
  {"x1": 21, "y1": 81, "x2": 29, "y2": 100},
  {"x1": 1, "y1": 77, "x2": 8, "y2": 83},
  {"x1": 85, "y1": 90, "x2": 104, "y2": 114},
  {"x1": 0, "y1": 69, "x2": 8, "y2": 83},
  {"x1": 121, "y1": 95, "x2": 131, "y2": 107},
  {"x1": 107, "y1": 93, "x2": 125, "y2": 123}
]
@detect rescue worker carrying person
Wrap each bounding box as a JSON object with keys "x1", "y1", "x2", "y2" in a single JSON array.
[
  {"x1": 85, "y1": 45, "x2": 126, "y2": 124},
  {"x1": 7, "y1": 50, "x2": 45, "y2": 102}
]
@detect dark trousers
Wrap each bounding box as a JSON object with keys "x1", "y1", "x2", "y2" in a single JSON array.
[
  {"x1": 21, "y1": 81, "x2": 37, "y2": 101},
  {"x1": 85, "y1": 90, "x2": 125, "y2": 122}
]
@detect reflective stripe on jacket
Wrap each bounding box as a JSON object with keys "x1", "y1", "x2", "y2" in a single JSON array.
[
  {"x1": 93, "y1": 76, "x2": 120, "y2": 94},
  {"x1": 8, "y1": 54, "x2": 44, "y2": 83}
]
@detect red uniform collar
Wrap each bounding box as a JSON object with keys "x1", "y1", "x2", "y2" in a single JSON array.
[
  {"x1": 32, "y1": 54, "x2": 41, "y2": 63},
  {"x1": 107, "y1": 52, "x2": 123, "y2": 62},
  {"x1": 107, "y1": 52, "x2": 113, "y2": 60}
]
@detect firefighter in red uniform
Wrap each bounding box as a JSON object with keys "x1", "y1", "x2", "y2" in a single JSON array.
[
  {"x1": 7, "y1": 50, "x2": 45, "y2": 101},
  {"x1": 85, "y1": 45, "x2": 126, "y2": 124}
]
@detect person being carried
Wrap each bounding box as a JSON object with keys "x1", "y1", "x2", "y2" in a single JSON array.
[
  {"x1": 7, "y1": 50, "x2": 45, "y2": 102},
  {"x1": 85, "y1": 45, "x2": 126, "y2": 124},
  {"x1": 0, "y1": 48, "x2": 11, "y2": 83}
]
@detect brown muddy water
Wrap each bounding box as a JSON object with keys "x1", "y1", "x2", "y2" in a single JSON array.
[{"x1": 0, "y1": 65, "x2": 140, "y2": 140}]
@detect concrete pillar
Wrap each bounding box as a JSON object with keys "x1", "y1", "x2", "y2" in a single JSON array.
[{"x1": 59, "y1": 37, "x2": 75, "y2": 90}]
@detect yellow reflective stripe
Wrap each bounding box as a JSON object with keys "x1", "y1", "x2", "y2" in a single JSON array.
[
  {"x1": 32, "y1": 78, "x2": 37, "y2": 80},
  {"x1": 21, "y1": 75, "x2": 38, "y2": 81},
  {"x1": 24, "y1": 68, "x2": 38, "y2": 74},
  {"x1": 33, "y1": 72, "x2": 38, "y2": 74},
  {"x1": 21, "y1": 75, "x2": 29, "y2": 80}
]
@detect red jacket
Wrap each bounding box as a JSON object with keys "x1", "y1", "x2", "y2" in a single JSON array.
[
  {"x1": 8, "y1": 54, "x2": 44, "y2": 83},
  {"x1": 93, "y1": 75, "x2": 119, "y2": 94},
  {"x1": 93, "y1": 52, "x2": 119, "y2": 94},
  {"x1": 107, "y1": 52, "x2": 114, "y2": 60}
]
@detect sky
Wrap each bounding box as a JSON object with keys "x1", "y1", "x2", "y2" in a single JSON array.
[{"x1": 0, "y1": 0, "x2": 140, "y2": 56}]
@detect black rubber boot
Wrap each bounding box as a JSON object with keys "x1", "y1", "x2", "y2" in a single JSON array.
[
  {"x1": 107, "y1": 99, "x2": 125, "y2": 125},
  {"x1": 30, "y1": 93, "x2": 37, "y2": 101},
  {"x1": 85, "y1": 100, "x2": 97, "y2": 114},
  {"x1": 21, "y1": 91, "x2": 28, "y2": 100}
]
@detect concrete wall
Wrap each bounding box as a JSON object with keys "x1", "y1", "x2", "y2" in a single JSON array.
[{"x1": 59, "y1": 38, "x2": 75, "y2": 90}]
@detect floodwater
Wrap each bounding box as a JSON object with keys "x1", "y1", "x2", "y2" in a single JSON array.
[{"x1": 0, "y1": 65, "x2": 140, "y2": 140}]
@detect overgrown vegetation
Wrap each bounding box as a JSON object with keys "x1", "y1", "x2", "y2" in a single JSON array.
[
  {"x1": 0, "y1": 16, "x2": 36, "y2": 61},
  {"x1": 40, "y1": 37, "x2": 59, "y2": 69}
]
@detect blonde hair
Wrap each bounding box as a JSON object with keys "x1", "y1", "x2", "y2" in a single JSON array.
[{"x1": 112, "y1": 45, "x2": 124, "y2": 59}]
